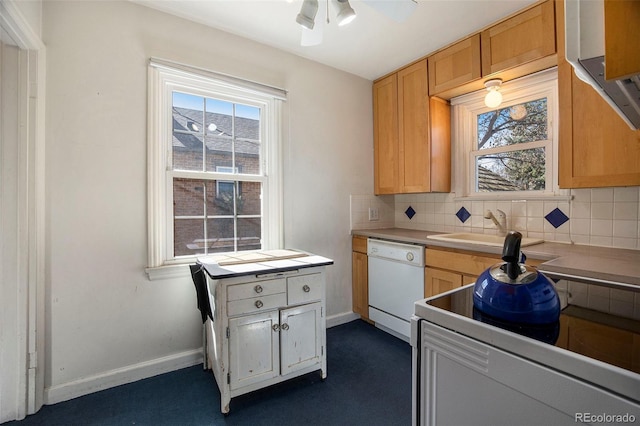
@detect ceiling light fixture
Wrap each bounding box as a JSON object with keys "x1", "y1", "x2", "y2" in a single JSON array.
[
  {"x1": 296, "y1": 0, "x2": 319, "y2": 30},
  {"x1": 484, "y1": 79, "x2": 503, "y2": 108},
  {"x1": 335, "y1": 0, "x2": 356, "y2": 26},
  {"x1": 296, "y1": 0, "x2": 356, "y2": 32}
]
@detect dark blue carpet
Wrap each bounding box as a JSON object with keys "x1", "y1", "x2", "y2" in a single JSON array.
[{"x1": 9, "y1": 320, "x2": 411, "y2": 425}]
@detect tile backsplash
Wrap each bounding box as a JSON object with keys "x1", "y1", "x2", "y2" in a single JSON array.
[
  {"x1": 351, "y1": 187, "x2": 640, "y2": 321},
  {"x1": 350, "y1": 186, "x2": 640, "y2": 250}
]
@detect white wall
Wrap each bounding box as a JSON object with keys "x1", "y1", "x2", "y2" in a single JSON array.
[{"x1": 42, "y1": 0, "x2": 372, "y2": 403}]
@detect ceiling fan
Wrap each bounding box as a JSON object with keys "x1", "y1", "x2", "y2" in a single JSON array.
[{"x1": 296, "y1": 0, "x2": 418, "y2": 46}]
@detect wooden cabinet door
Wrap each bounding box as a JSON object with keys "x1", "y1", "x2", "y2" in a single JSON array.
[
  {"x1": 228, "y1": 310, "x2": 279, "y2": 390},
  {"x1": 373, "y1": 73, "x2": 399, "y2": 194},
  {"x1": 564, "y1": 316, "x2": 639, "y2": 373},
  {"x1": 481, "y1": 0, "x2": 556, "y2": 76},
  {"x1": 398, "y1": 60, "x2": 430, "y2": 193},
  {"x1": 604, "y1": 0, "x2": 640, "y2": 80},
  {"x1": 558, "y1": 62, "x2": 640, "y2": 188},
  {"x1": 352, "y1": 235, "x2": 367, "y2": 254},
  {"x1": 428, "y1": 34, "x2": 481, "y2": 97},
  {"x1": 352, "y1": 251, "x2": 369, "y2": 319},
  {"x1": 280, "y1": 302, "x2": 322, "y2": 376},
  {"x1": 555, "y1": 0, "x2": 640, "y2": 188},
  {"x1": 429, "y1": 96, "x2": 451, "y2": 192},
  {"x1": 462, "y1": 274, "x2": 478, "y2": 286},
  {"x1": 425, "y1": 267, "x2": 463, "y2": 298}
]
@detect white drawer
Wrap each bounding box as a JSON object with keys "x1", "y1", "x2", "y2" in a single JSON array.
[
  {"x1": 227, "y1": 278, "x2": 286, "y2": 302},
  {"x1": 287, "y1": 273, "x2": 323, "y2": 305},
  {"x1": 227, "y1": 293, "x2": 287, "y2": 317}
]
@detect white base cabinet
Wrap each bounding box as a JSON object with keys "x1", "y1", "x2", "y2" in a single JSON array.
[{"x1": 204, "y1": 266, "x2": 327, "y2": 414}]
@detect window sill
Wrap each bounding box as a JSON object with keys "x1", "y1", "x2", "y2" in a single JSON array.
[{"x1": 145, "y1": 263, "x2": 191, "y2": 281}]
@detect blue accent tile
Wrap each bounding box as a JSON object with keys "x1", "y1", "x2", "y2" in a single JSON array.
[
  {"x1": 456, "y1": 207, "x2": 471, "y2": 223},
  {"x1": 545, "y1": 207, "x2": 569, "y2": 228},
  {"x1": 405, "y1": 206, "x2": 416, "y2": 220}
]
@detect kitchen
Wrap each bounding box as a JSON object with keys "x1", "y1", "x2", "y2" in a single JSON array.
[{"x1": 1, "y1": 0, "x2": 639, "y2": 424}]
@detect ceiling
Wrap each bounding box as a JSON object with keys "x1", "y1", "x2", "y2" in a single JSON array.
[{"x1": 133, "y1": 0, "x2": 537, "y2": 81}]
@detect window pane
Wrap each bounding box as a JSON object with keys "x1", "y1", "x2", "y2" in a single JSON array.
[
  {"x1": 206, "y1": 180, "x2": 236, "y2": 216},
  {"x1": 173, "y1": 178, "x2": 204, "y2": 216},
  {"x1": 477, "y1": 98, "x2": 548, "y2": 150},
  {"x1": 205, "y1": 98, "x2": 261, "y2": 174},
  {"x1": 205, "y1": 134, "x2": 233, "y2": 172},
  {"x1": 174, "y1": 218, "x2": 205, "y2": 257},
  {"x1": 173, "y1": 92, "x2": 205, "y2": 171},
  {"x1": 238, "y1": 217, "x2": 261, "y2": 251},
  {"x1": 206, "y1": 218, "x2": 235, "y2": 253},
  {"x1": 476, "y1": 147, "x2": 546, "y2": 192},
  {"x1": 238, "y1": 181, "x2": 261, "y2": 216}
]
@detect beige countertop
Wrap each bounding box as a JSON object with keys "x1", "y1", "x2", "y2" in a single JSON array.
[{"x1": 352, "y1": 228, "x2": 640, "y2": 291}]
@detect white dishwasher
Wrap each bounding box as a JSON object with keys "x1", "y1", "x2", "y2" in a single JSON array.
[{"x1": 368, "y1": 238, "x2": 424, "y2": 341}]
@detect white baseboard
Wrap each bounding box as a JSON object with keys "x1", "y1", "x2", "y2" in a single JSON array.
[
  {"x1": 44, "y1": 348, "x2": 203, "y2": 405},
  {"x1": 44, "y1": 314, "x2": 361, "y2": 405},
  {"x1": 326, "y1": 311, "x2": 359, "y2": 328}
]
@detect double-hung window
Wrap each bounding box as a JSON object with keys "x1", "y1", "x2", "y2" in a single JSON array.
[
  {"x1": 451, "y1": 69, "x2": 562, "y2": 199},
  {"x1": 147, "y1": 60, "x2": 285, "y2": 274}
]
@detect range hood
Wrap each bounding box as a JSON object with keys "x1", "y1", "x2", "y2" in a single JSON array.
[{"x1": 565, "y1": 0, "x2": 640, "y2": 129}]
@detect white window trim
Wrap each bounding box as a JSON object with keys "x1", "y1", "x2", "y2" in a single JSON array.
[
  {"x1": 451, "y1": 68, "x2": 570, "y2": 201},
  {"x1": 146, "y1": 59, "x2": 285, "y2": 279}
]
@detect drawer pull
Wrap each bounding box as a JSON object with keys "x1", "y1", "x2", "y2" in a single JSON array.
[
  {"x1": 303, "y1": 285, "x2": 310, "y2": 293},
  {"x1": 255, "y1": 300, "x2": 263, "y2": 308},
  {"x1": 272, "y1": 324, "x2": 280, "y2": 332},
  {"x1": 281, "y1": 323, "x2": 289, "y2": 331},
  {"x1": 254, "y1": 285, "x2": 263, "y2": 294}
]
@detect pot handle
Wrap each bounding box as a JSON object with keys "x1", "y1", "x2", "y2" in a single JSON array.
[{"x1": 502, "y1": 231, "x2": 523, "y2": 279}]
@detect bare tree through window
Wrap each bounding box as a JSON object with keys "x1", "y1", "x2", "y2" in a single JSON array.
[{"x1": 475, "y1": 98, "x2": 548, "y2": 192}]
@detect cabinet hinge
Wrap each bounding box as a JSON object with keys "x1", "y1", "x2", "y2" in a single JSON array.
[
  {"x1": 321, "y1": 346, "x2": 324, "y2": 356},
  {"x1": 321, "y1": 307, "x2": 324, "y2": 317},
  {"x1": 227, "y1": 373, "x2": 230, "y2": 384},
  {"x1": 226, "y1": 327, "x2": 230, "y2": 338}
]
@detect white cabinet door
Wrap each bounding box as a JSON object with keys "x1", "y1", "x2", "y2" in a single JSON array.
[
  {"x1": 228, "y1": 310, "x2": 279, "y2": 390},
  {"x1": 280, "y1": 302, "x2": 322, "y2": 376}
]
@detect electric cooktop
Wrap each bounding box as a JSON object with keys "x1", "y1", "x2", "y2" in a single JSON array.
[{"x1": 425, "y1": 283, "x2": 640, "y2": 376}]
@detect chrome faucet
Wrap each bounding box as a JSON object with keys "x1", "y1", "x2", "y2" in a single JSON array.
[{"x1": 484, "y1": 209, "x2": 507, "y2": 236}]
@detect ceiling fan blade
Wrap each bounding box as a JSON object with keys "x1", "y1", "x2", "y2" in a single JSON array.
[{"x1": 363, "y1": 0, "x2": 418, "y2": 22}]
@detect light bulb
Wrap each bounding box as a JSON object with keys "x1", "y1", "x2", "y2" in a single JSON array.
[{"x1": 484, "y1": 89, "x2": 502, "y2": 108}]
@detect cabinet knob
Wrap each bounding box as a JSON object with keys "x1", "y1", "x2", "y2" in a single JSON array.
[
  {"x1": 302, "y1": 285, "x2": 311, "y2": 293},
  {"x1": 255, "y1": 300, "x2": 263, "y2": 308},
  {"x1": 281, "y1": 323, "x2": 289, "y2": 331},
  {"x1": 272, "y1": 324, "x2": 280, "y2": 332},
  {"x1": 254, "y1": 285, "x2": 263, "y2": 294}
]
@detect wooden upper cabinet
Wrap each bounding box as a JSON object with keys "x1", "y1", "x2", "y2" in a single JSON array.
[
  {"x1": 481, "y1": 0, "x2": 556, "y2": 76},
  {"x1": 556, "y1": 0, "x2": 640, "y2": 188},
  {"x1": 428, "y1": 34, "x2": 481, "y2": 97},
  {"x1": 373, "y1": 60, "x2": 451, "y2": 194},
  {"x1": 558, "y1": 61, "x2": 640, "y2": 188},
  {"x1": 604, "y1": 0, "x2": 640, "y2": 80},
  {"x1": 428, "y1": 97, "x2": 451, "y2": 193},
  {"x1": 398, "y1": 60, "x2": 431, "y2": 193},
  {"x1": 373, "y1": 73, "x2": 399, "y2": 194}
]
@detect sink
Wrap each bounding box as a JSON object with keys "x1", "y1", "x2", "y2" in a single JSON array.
[{"x1": 426, "y1": 232, "x2": 544, "y2": 247}]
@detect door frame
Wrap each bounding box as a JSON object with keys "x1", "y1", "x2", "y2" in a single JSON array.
[{"x1": 0, "y1": 0, "x2": 46, "y2": 421}]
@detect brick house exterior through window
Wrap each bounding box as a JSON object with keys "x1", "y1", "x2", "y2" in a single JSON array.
[{"x1": 147, "y1": 60, "x2": 285, "y2": 271}]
